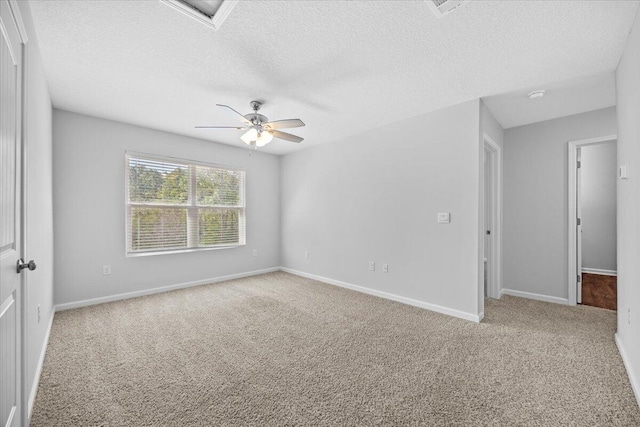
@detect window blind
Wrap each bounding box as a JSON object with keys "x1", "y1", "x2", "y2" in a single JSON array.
[{"x1": 125, "y1": 153, "x2": 245, "y2": 254}]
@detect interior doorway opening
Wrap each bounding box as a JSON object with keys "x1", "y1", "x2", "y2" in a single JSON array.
[
  {"x1": 568, "y1": 135, "x2": 617, "y2": 308},
  {"x1": 483, "y1": 136, "x2": 502, "y2": 301}
]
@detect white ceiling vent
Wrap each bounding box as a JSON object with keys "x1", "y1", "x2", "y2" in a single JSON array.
[
  {"x1": 425, "y1": 0, "x2": 469, "y2": 18},
  {"x1": 160, "y1": 0, "x2": 239, "y2": 30}
]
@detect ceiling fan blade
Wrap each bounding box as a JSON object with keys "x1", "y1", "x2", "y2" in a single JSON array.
[
  {"x1": 216, "y1": 104, "x2": 252, "y2": 126},
  {"x1": 195, "y1": 126, "x2": 246, "y2": 129},
  {"x1": 270, "y1": 130, "x2": 304, "y2": 143},
  {"x1": 262, "y1": 119, "x2": 305, "y2": 130}
]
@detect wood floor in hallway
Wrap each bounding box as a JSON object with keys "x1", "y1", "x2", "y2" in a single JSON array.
[{"x1": 582, "y1": 272, "x2": 617, "y2": 310}]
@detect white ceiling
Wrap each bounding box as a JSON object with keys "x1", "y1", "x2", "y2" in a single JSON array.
[
  {"x1": 29, "y1": 0, "x2": 639, "y2": 155},
  {"x1": 483, "y1": 72, "x2": 617, "y2": 129}
]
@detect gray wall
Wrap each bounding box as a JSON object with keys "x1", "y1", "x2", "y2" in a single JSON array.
[
  {"x1": 52, "y1": 110, "x2": 281, "y2": 305},
  {"x1": 580, "y1": 142, "x2": 617, "y2": 272},
  {"x1": 281, "y1": 100, "x2": 483, "y2": 319},
  {"x1": 616, "y1": 6, "x2": 640, "y2": 405},
  {"x1": 17, "y1": 1, "x2": 54, "y2": 415},
  {"x1": 503, "y1": 107, "x2": 617, "y2": 300}
]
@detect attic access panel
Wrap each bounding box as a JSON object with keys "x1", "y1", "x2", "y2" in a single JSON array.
[
  {"x1": 182, "y1": 0, "x2": 223, "y2": 17},
  {"x1": 160, "y1": 0, "x2": 239, "y2": 30},
  {"x1": 425, "y1": 0, "x2": 469, "y2": 18}
]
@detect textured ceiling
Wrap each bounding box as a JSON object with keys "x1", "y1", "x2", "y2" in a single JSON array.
[
  {"x1": 29, "y1": 0, "x2": 639, "y2": 155},
  {"x1": 483, "y1": 72, "x2": 617, "y2": 129}
]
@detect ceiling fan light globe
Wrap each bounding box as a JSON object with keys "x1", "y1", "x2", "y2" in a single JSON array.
[
  {"x1": 255, "y1": 131, "x2": 273, "y2": 147},
  {"x1": 240, "y1": 128, "x2": 258, "y2": 145}
]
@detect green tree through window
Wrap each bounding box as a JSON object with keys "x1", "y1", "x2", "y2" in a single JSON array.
[{"x1": 126, "y1": 154, "x2": 245, "y2": 254}]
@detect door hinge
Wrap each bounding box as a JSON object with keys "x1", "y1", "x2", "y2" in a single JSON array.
[
  {"x1": 577, "y1": 274, "x2": 581, "y2": 282},
  {"x1": 577, "y1": 218, "x2": 581, "y2": 226},
  {"x1": 577, "y1": 160, "x2": 581, "y2": 169}
]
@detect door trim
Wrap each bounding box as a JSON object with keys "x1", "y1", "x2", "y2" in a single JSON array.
[
  {"x1": 567, "y1": 134, "x2": 617, "y2": 306},
  {"x1": 8, "y1": 0, "x2": 29, "y2": 424},
  {"x1": 8, "y1": 1, "x2": 27, "y2": 43},
  {"x1": 483, "y1": 134, "x2": 502, "y2": 300}
]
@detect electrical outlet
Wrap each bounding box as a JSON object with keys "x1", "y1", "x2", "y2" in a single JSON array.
[
  {"x1": 102, "y1": 265, "x2": 112, "y2": 276},
  {"x1": 383, "y1": 263, "x2": 388, "y2": 273},
  {"x1": 37, "y1": 305, "x2": 41, "y2": 323},
  {"x1": 305, "y1": 250, "x2": 310, "y2": 260},
  {"x1": 369, "y1": 261, "x2": 375, "y2": 271},
  {"x1": 253, "y1": 249, "x2": 258, "y2": 257}
]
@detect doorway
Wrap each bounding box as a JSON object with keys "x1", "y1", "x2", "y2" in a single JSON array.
[
  {"x1": 568, "y1": 135, "x2": 617, "y2": 308},
  {"x1": 483, "y1": 136, "x2": 502, "y2": 301}
]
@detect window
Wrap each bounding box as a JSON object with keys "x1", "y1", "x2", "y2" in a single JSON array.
[{"x1": 125, "y1": 153, "x2": 245, "y2": 255}]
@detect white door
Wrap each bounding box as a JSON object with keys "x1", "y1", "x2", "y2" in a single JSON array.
[
  {"x1": 576, "y1": 148, "x2": 583, "y2": 304},
  {"x1": 1, "y1": 1, "x2": 23, "y2": 425}
]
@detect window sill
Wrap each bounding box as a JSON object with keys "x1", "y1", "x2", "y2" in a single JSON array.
[{"x1": 126, "y1": 244, "x2": 244, "y2": 258}]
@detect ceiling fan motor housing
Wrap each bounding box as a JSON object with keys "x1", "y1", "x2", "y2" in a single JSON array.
[
  {"x1": 244, "y1": 113, "x2": 268, "y2": 125},
  {"x1": 246, "y1": 101, "x2": 267, "y2": 125}
]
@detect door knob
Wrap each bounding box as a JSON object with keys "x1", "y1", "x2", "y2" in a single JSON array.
[{"x1": 16, "y1": 259, "x2": 36, "y2": 274}]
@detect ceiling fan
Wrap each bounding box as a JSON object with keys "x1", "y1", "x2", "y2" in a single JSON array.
[{"x1": 196, "y1": 101, "x2": 305, "y2": 148}]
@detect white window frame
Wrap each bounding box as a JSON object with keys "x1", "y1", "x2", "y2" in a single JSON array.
[{"x1": 125, "y1": 151, "x2": 246, "y2": 256}]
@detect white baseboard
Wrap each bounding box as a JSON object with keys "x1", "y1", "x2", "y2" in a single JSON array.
[
  {"x1": 55, "y1": 267, "x2": 280, "y2": 312},
  {"x1": 280, "y1": 267, "x2": 481, "y2": 323},
  {"x1": 582, "y1": 268, "x2": 617, "y2": 276},
  {"x1": 615, "y1": 333, "x2": 640, "y2": 409},
  {"x1": 28, "y1": 309, "x2": 54, "y2": 420},
  {"x1": 500, "y1": 288, "x2": 570, "y2": 305}
]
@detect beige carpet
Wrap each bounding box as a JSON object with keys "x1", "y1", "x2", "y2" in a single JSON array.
[{"x1": 31, "y1": 272, "x2": 640, "y2": 426}]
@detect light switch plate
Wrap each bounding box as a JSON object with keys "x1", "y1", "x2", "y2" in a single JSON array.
[{"x1": 438, "y1": 212, "x2": 450, "y2": 224}]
